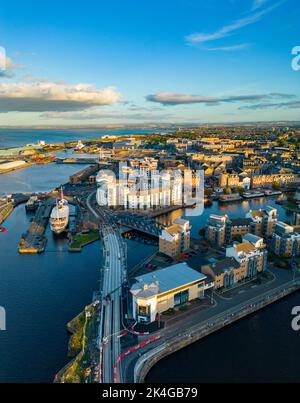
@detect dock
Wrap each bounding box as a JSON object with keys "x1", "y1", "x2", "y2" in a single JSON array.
[
  {"x1": 0, "y1": 202, "x2": 14, "y2": 225},
  {"x1": 56, "y1": 158, "x2": 99, "y2": 165},
  {"x1": 18, "y1": 200, "x2": 54, "y2": 254}
]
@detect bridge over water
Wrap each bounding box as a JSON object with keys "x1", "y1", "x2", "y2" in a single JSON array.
[{"x1": 111, "y1": 212, "x2": 165, "y2": 238}]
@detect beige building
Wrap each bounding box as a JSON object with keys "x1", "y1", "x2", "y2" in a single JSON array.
[
  {"x1": 201, "y1": 257, "x2": 241, "y2": 289},
  {"x1": 130, "y1": 263, "x2": 213, "y2": 323},
  {"x1": 226, "y1": 234, "x2": 268, "y2": 278},
  {"x1": 252, "y1": 174, "x2": 300, "y2": 188},
  {"x1": 246, "y1": 207, "x2": 278, "y2": 238},
  {"x1": 205, "y1": 214, "x2": 228, "y2": 246},
  {"x1": 159, "y1": 219, "x2": 191, "y2": 258},
  {"x1": 220, "y1": 173, "x2": 300, "y2": 189},
  {"x1": 271, "y1": 222, "x2": 300, "y2": 257}
]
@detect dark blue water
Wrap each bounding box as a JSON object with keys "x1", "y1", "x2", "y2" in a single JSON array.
[
  {"x1": 147, "y1": 292, "x2": 300, "y2": 383},
  {"x1": 0, "y1": 130, "x2": 156, "y2": 383}
]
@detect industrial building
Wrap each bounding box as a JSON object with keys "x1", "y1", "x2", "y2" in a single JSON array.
[{"x1": 0, "y1": 160, "x2": 27, "y2": 172}]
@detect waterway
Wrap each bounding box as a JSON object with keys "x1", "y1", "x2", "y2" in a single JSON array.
[
  {"x1": 146, "y1": 292, "x2": 300, "y2": 383},
  {"x1": 0, "y1": 130, "x2": 156, "y2": 383}
]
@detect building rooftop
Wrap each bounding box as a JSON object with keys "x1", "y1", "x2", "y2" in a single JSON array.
[
  {"x1": 130, "y1": 262, "x2": 206, "y2": 299},
  {"x1": 173, "y1": 218, "x2": 190, "y2": 227},
  {"x1": 204, "y1": 257, "x2": 240, "y2": 275},
  {"x1": 242, "y1": 233, "x2": 263, "y2": 245},
  {"x1": 230, "y1": 218, "x2": 252, "y2": 227},
  {"x1": 249, "y1": 209, "x2": 264, "y2": 218},
  {"x1": 234, "y1": 242, "x2": 256, "y2": 254}
]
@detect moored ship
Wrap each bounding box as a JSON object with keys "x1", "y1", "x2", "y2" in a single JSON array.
[
  {"x1": 242, "y1": 191, "x2": 265, "y2": 199},
  {"x1": 219, "y1": 194, "x2": 243, "y2": 203},
  {"x1": 264, "y1": 190, "x2": 282, "y2": 197},
  {"x1": 25, "y1": 196, "x2": 39, "y2": 212},
  {"x1": 50, "y1": 190, "x2": 69, "y2": 234}
]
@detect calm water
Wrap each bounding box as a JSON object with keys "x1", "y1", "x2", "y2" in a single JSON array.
[
  {"x1": 0, "y1": 130, "x2": 156, "y2": 383},
  {"x1": 0, "y1": 130, "x2": 299, "y2": 383},
  {"x1": 0, "y1": 128, "x2": 168, "y2": 148},
  {"x1": 146, "y1": 292, "x2": 300, "y2": 383}
]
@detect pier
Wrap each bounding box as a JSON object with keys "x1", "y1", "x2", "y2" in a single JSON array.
[
  {"x1": 18, "y1": 200, "x2": 54, "y2": 254},
  {"x1": 0, "y1": 202, "x2": 14, "y2": 225},
  {"x1": 56, "y1": 158, "x2": 99, "y2": 165}
]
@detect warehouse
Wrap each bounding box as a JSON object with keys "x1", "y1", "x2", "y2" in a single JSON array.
[{"x1": 0, "y1": 160, "x2": 27, "y2": 172}]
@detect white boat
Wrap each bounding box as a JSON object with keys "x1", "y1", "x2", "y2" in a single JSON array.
[
  {"x1": 243, "y1": 191, "x2": 265, "y2": 199},
  {"x1": 264, "y1": 190, "x2": 282, "y2": 197},
  {"x1": 50, "y1": 190, "x2": 69, "y2": 234}
]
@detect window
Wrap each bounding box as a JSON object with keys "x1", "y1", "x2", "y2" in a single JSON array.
[
  {"x1": 138, "y1": 305, "x2": 150, "y2": 315},
  {"x1": 174, "y1": 290, "x2": 189, "y2": 307}
]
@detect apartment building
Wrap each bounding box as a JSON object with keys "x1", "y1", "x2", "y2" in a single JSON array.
[
  {"x1": 159, "y1": 219, "x2": 191, "y2": 258},
  {"x1": 246, "y1": 207, "x2": 278, "y2": 238},
  {"x1": 205, "y1": 214, "x2": 228, "y2": 246},
  {"x1": 251, "y1": 173, "x2": 300, "y2": 188},
  {"x1": 219, "y1": 173, "x2": 251, "y2": 190},
  {"x1": 226, "y1": 234, "x2": 268, "y2": 278},
  {"x1": 96, "y1": 169, "x2": 183, "y2": 209},
  {"x1": 202, "y1": 233, "x2": 267, "y2": 290},
  {"x1": 201, "y1": 257, "x2": 241, "y2": 289},
  {"x1": 220, "y1": 173, "x2": 300, "y2": 189},
  {"x1": 271, "y1": 221, "x2": 300, "y2": 257},
  {"x1": 205, "y1": 214, "x2": 252, "y2": 246}
]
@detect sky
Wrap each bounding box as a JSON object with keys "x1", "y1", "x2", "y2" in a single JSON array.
[{"x1": 0, "y1": 0, "x2": 299, "y2": 126}]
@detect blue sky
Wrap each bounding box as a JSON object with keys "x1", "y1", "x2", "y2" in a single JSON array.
[{"x1": 0, "y1": 0, "x2": 299, "y2": 126}]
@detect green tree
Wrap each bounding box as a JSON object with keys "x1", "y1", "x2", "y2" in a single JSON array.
[
  {"x1": 272, "y1": 182, "x2": 281, "y2": 190},
  {"x1": 236, "y1": 186, "x2": 245, "y2": 195}
]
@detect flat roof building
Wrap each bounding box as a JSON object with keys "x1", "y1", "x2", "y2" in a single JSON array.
[{"x1": 130, "y1": 263, "x2": 211, "y2": 323}]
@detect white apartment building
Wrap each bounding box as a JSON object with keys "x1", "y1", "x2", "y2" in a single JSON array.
[{"x1": 96, "y1": 169, "x2": 183, "y2": 210}]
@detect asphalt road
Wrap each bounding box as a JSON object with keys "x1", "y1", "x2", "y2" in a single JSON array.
[{"x1": 86, "y1": 192, "x2": 126, "y2": 383}]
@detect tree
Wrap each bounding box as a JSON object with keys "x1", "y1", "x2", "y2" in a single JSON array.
[
  {"x1": 204, "y1": 188, "x2": 213, "y2": 197},
  {"x1": 272, "y1": 181, "x2": 281, "y2": 190},
  {"x1": 236, "y1": 186, "x2": 245, "y2": 195},
  {"x1": 232, "y1": 234, "x2": 242, "y2": 243}
]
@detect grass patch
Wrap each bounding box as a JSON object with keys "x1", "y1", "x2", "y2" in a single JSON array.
[{"x1": 69, "y1": 232, "x2": 99, "y2": 250}]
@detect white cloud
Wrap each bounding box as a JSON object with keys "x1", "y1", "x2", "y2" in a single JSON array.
[
  {"x1": 252, "y1": 0, "x2": 269, "y2": 10},
  {"x1": 146, "y1": 92, "x2": 296, "y2": 106},
  {"x1": 146, "y1": 93, "x2": 218, "y2": 105},
  {"x1": 185, "y1": 1, "x2": 282, "y2": 45},
  {"x1": 0, "y1": 81, "x2": 122, "y2": 112},
  {"x1": 205, "y1": 43, "x2": 250, "y2": 52}
]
